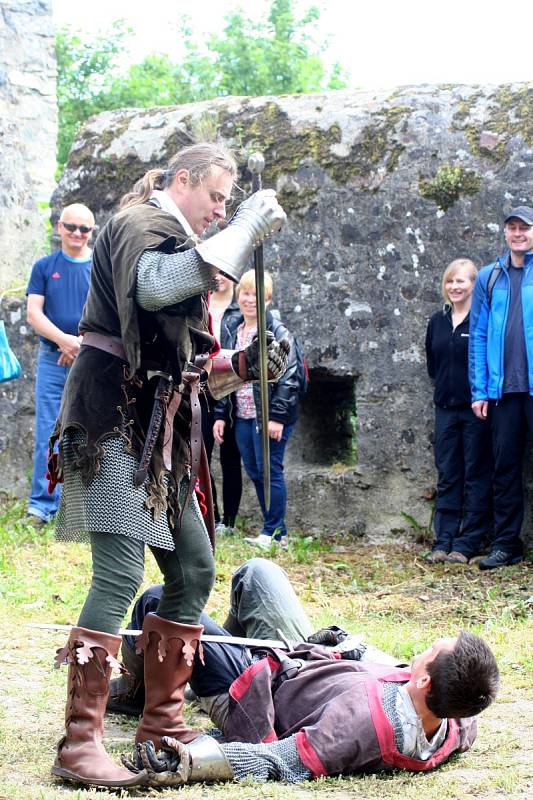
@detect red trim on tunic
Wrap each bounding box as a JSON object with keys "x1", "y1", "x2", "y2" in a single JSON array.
[
  {"x1": 295, "y1": 731, "x2": 328, "y2": 777},
  {"x1": 261, "y1": 729, "x2": 278, "y2": 743},
  {"x1": 194, "y1": 479, "x2": 208, "y2": 516},
  {"x1": 229, "y1": 655, "x2": 280, "y2": 702},
  {"x1": 366, "y1": 676, "x2": 460, "y2": 771}
]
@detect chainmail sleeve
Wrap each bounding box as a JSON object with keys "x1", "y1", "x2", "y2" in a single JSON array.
[
  {"x1": 221, "y1": 737, "x2": 312, "y2": 783},
  {"x1": 136, "y1": 248, "x2": 215, "y2": 311}
]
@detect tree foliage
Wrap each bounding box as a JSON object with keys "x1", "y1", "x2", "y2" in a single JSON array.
[{"x1": 55, "y1": 0, "x2": 348, "y2": 172}]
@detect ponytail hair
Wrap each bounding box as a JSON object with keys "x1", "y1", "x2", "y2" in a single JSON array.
[{"x1": 119, "y1": 143, "x2": 237, "y2": 210}]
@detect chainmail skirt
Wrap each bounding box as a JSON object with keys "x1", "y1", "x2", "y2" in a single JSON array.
[{"x1": 55, "y1": 430, "x2": 203, "y2": 550}]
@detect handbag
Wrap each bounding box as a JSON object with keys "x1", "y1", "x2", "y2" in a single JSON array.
[{"x1": 0, "y1": 320, "x2": 22, "y2": 382}]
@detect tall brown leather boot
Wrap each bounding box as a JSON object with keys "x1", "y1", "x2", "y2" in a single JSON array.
[
  {"x1": 135, "y1": 614, "x2": 203, "y2": 749},
  {"x1": 52, "y1": 627, "x2": 146, "y2": 787}
]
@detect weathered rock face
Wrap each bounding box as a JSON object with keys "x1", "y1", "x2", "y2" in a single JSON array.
[
  {"x1": 0, "y1": 0, "x2": 57, "y2": 291},
  {"x1": 0, "y1": 295, "x2": 37, "y2": 498},
  {"x1": 8, "y1": 84, "x2": 533, "y2": 543}
]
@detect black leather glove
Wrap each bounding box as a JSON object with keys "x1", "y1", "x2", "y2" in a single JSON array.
[
  {"x1": 231, "y1": 332, "x2": 290, "y2": 381},
  {"x1": 307, "y1": 625, "x2": 349, "y2": 646}
]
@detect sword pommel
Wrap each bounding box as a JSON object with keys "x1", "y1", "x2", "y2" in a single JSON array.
[{"x1": 247, "y1": 152, "x2": 265, "y2": 175}]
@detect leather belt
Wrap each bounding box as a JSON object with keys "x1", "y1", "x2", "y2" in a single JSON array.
[
  {"x1": 82, "y1": 332, "x2": 127, "y2": 361},
  {"x1": 81, "y1": 330, "x2": 207, "y2": 528},
  {"x1": 178, "y1": 366, "x2": 203, "y2": 526}
]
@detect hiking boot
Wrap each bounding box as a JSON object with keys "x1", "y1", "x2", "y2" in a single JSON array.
[
  {"x1": 26, "y1": 514, "x2": 46, "y2": 528},
  {"x1": 425, "y1": 549, "x2": 448, "y2": 563},
  {"x1": 478, "y1": 550, "x2": 523, "y2": 570},
  {"x1": 445, "y1": 551, "x2": 469, "y2": 564}
]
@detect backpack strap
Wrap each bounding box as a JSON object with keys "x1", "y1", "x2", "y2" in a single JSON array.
[{"x1": 486, "y1": 264, "x2": 502, "y2": 307}]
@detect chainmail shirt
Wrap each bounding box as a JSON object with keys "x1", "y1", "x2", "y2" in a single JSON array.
[
  {"x1": 55, "y1": 430, "x2": 208, "y2": 550},
  {"x1": 221, "y1": 737, "x2": 312, "y2": 783},
  {"x1": 382, "y1": 681, "x2": 448, "y2": 760},
  {"x1": 136, "y1": 248, "x2": 214, "y2": 312}
]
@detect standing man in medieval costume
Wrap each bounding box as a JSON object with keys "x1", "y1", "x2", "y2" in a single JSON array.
[{"x1": 49, "y1": 143, "x2": 287, "y2": 789}]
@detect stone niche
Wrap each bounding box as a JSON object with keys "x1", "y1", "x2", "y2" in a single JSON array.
[
  {"x1": 0, "y1": 0, "x2": 57, "y2": 291},
  {"x1": 7, "y1": 83, "x2": 533, "y2": 544}
]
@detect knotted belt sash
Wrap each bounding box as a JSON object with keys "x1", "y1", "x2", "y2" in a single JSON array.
[{"x1": 82, "y1": 332, "x2": 205, "y2": 527}]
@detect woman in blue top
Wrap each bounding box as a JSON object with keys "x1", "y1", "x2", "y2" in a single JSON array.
[{"x1": 425, "y1": 259, "x2": 492, "y2": 564}]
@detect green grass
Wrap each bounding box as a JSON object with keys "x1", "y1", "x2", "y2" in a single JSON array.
[{"x1": 0, "y1": 498, "x2": 531, "y2": 799}]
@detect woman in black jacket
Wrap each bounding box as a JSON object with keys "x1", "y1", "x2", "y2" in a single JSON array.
[
  {"x1": 202, "y1": 275, "x2": 242, "y2": 532},
  {"x1": 425, "y1": 258, "x2": 492, "y2": 563},
  {"x1": 213, "y1": 270, "x2": 299, "y2": 549}
]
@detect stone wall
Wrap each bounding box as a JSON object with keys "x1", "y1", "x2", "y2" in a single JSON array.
[
  {"x1": 0, "y1": 295, "x2": 37, "y2": 497},
  {"x1": 4, "y1": 84, "x2": 533, "y2": 545},
  {"x1": 0, "y1": 0, "x2": 57, "y2": 291}
]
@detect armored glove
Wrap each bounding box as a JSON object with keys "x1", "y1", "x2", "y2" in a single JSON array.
[
  {"x1": 208, "y1": 334, "x2": 290, "y2": 400},
  {"x1": 123, "y1": 735, "x2": 234, "y2": 787},
  {"x1": 196, "y1": 189, "x2": 286, "y2": 282},
  {"x1": 307, "y1": 625, "x2": 367, "y2": 661},
  {"x1": 233, "y1": 331, "x2": 290, "y2": 381}
]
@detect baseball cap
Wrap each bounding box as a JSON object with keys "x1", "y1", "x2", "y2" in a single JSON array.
[{"x1": 504, "y1": 206, "x2": 533, "y2": 225}]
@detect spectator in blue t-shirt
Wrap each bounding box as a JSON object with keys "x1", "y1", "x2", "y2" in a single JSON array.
[{"x1": 25, "y1": 203, "x2": 94, "y2": 525}]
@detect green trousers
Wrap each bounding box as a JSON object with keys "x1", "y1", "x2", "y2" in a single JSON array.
[{"x1": 77, "y1": 502, "x2": 215, "y2": 632}]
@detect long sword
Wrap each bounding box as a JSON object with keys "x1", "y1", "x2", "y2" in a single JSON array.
[
  {"x1": 248, "y1": 152, "x2": 270, "y2": 510},
  {"x1": 27, "y1": 622, "x2": 290, "y2": 650}
]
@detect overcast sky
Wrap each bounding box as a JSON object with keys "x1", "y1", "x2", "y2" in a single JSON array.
[{"x1": 52, "y1": 0, "x2": 532, "y2": 89}]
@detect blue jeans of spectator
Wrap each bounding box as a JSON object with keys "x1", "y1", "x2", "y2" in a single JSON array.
[
  {"x1": 28, "y1": 344, "x2": 69, "y2": 521},
  {"x1": 235, "y1": 417, "x2": 294, "y2": 539}
]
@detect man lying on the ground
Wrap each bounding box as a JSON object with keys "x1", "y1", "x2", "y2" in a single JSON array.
[
  {"x1": 107, "y1": 558, "x2": 400, "y2": 717},
  {"x1": 117, "y1": 560, "x2": 499, "y2": 787}
]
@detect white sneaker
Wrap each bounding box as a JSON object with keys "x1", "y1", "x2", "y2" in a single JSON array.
[
  {"x1": 244, "y1": 533, "x2": 288, "y2": 550},
  {"x1": 215, "y1": 523, "x2": 236, "y2": 536}
]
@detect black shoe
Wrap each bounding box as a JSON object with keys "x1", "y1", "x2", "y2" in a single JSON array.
[
  {"x1": 478, "y1": 550, "x2": 523, "y2": 571},
  {"x1": 107, "y1": 673, "x2": 145, "y2": 716}
]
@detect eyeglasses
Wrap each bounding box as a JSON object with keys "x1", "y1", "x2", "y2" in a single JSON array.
[{"x1": 60, "y1": 222, "x2": 93, "y2": 235}]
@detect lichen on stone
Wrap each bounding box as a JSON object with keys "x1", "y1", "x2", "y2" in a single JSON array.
[
  {"x1": 418, "y1": 164, "x2": 481, "y2": 211},
  {"x1": 452, "y1": 85, "x2": 532, "y2": 161},
  {"x1": 215, "y1": 100, "x2": 411, "y2": 210}
]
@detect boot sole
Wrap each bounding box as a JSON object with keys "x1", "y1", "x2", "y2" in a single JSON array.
[
  {"x1": 479, "y1": 555, "x2": 523, "y2": 570},
  {"x1": 51, "y1": 764, "x2": 147, "y2": 787}
]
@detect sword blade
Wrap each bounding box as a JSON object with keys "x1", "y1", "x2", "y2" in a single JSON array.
[
  {"x1": 249, "y1": 153, "x2": 270, "y2": 510},
  {"x1": 255, "y1": 246, "x2": 271, "y2": 510},
  {"x1": 27, "y1": 623, "x2": 289, "y2": 650}
]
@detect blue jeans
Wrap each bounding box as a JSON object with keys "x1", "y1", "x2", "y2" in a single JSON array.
[
  {"x1": 235, "y1": 418, "x2": 294, "y2": 539},
  {"x1": 28, "y1": 345, "x2": 69, "y2": 521}
]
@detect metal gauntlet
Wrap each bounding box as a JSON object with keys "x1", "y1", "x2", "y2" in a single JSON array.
[
  {"x1": 208, "y1": 335, "x2": 290, "y2": 400},
  {"x1": 195, "y1": 189, "x2": 286, "y2": 283},
  {"x1": 127, "y1": 734, "x2": 234, "y2": 787},
  {"x1": 208, "y1": 349, "x2": 245, "y2": 400}
]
